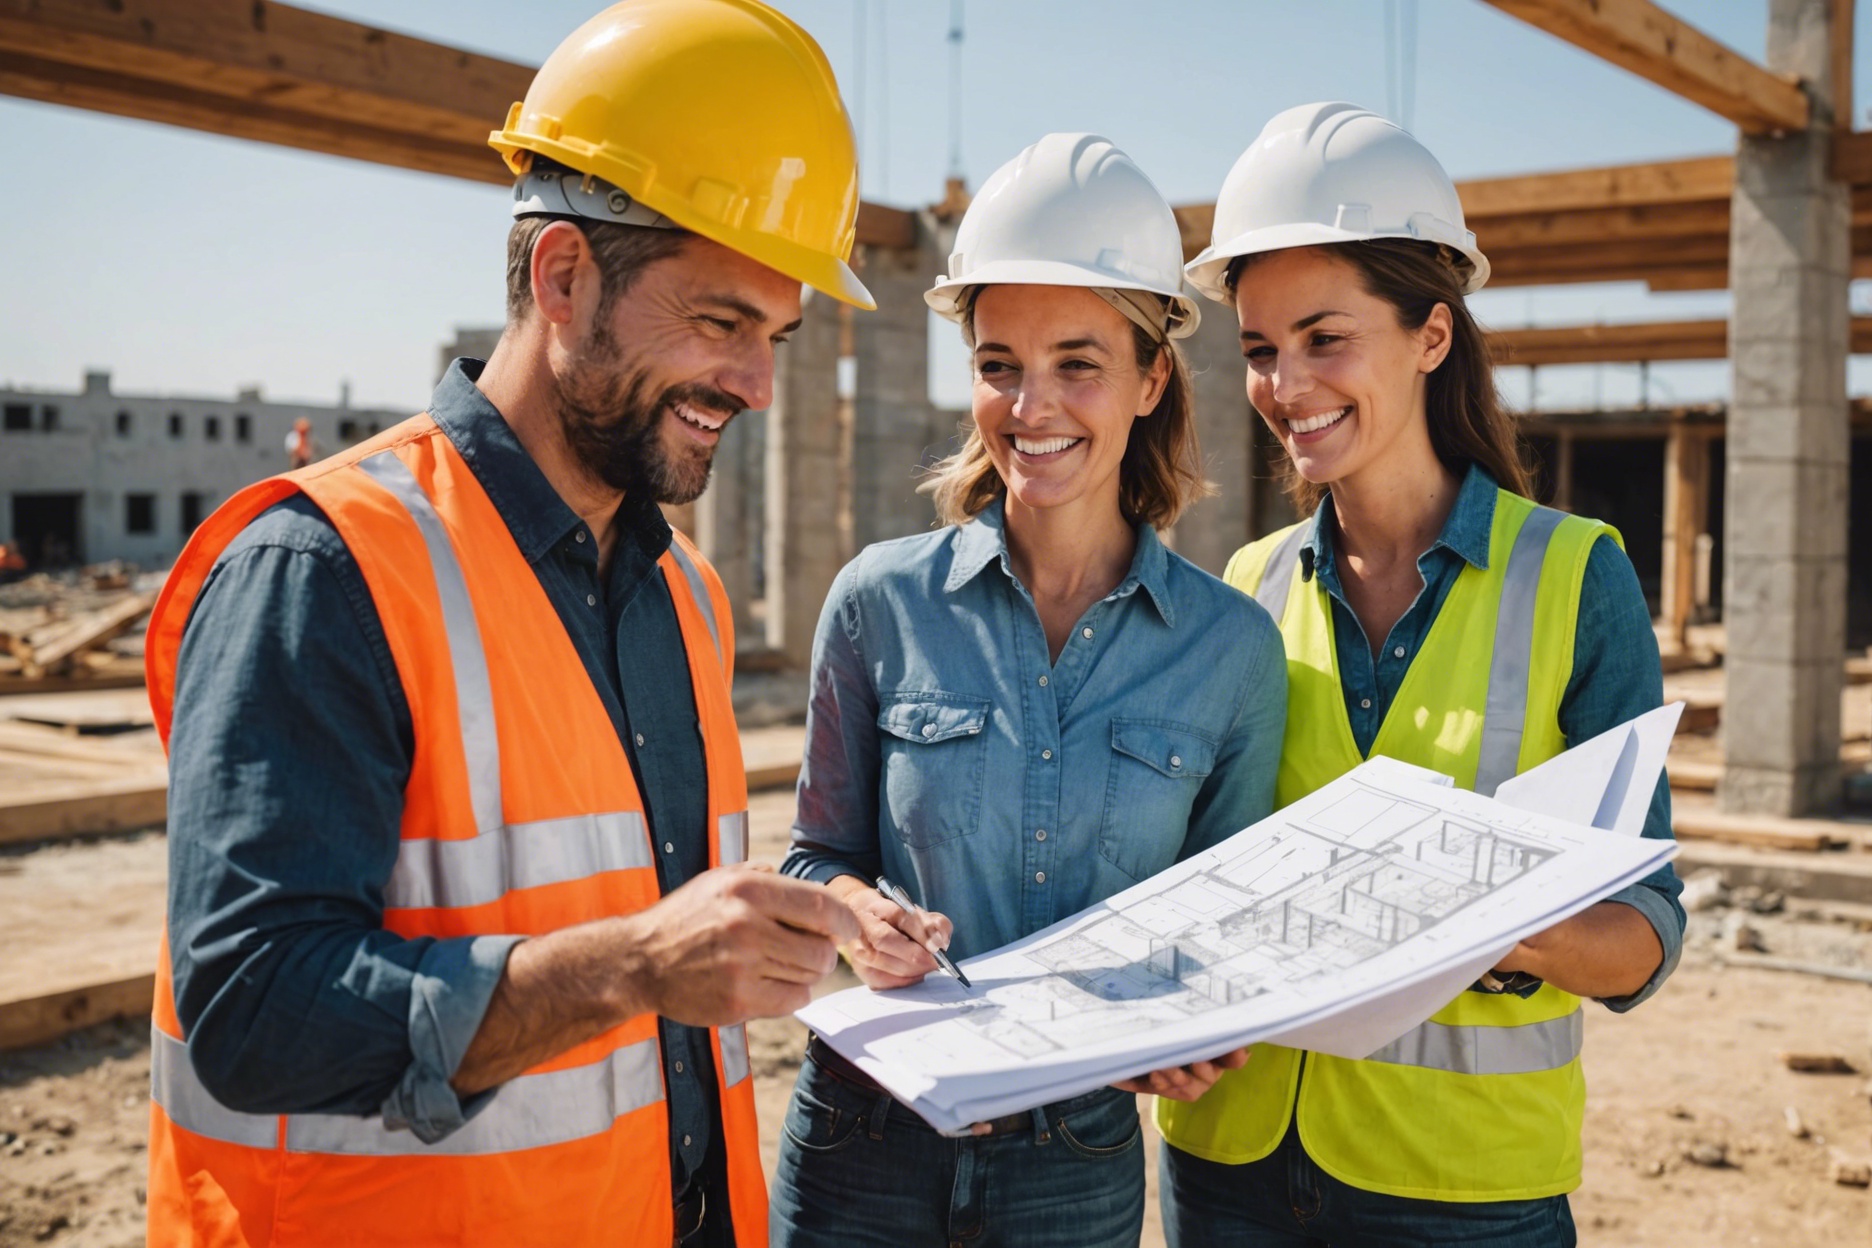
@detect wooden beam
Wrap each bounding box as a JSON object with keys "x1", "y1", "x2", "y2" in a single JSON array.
[
  {"x1": 1490, "y1": 316, "x2": 1872, "y2": 366},
  {"x1": 1482, "y1": 0, "x2": 1809, "y2": 134},
  {"x1": 1660, "y1": 426, "x2": 1711, "y2": 649},
  {"x1": 0, "y1": 974, "x2": 154, "y2": 1051},
  {"x1": 0, "y1": 0, "x2": 917, "y2": 248},
  {"x1": 1458, "y1": 154, "x2": 1734, "y2": 217}
]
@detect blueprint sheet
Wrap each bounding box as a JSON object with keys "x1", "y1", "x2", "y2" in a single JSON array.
[{"x1": 797, "y1": 712, "x2": 1680, "y2": 1133}]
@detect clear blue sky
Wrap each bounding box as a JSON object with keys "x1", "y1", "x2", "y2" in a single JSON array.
[{"x1": 0, "y1": 1, "x2": 1865, "y2": 412}]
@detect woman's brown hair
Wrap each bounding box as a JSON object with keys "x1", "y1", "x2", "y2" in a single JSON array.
[
  {"x1": 1228, "y1": 238, "x2": 1533, "y2": 512},
  {"x1": 920, "y1": 302, "x2": 1215, "y2": 530}
]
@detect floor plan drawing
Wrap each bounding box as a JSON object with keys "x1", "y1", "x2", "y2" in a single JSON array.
[
  {"x1": 917, "y1": 779, "x2": 1562, "y2": 1066},
  {"x1": 797, "y1": 716, "x2": 1682, "y2": 1134}
]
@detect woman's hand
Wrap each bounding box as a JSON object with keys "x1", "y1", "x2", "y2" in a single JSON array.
[
  {"x1": 1492, "y1": 900, "x2": 1663, "y2": 999},
  {"x1": 1111, "y1": 1048, "x2": 1250, "y2": 1102},
  {"x1": 826, "y1": 875, "x2": 957, "y2": 990}
]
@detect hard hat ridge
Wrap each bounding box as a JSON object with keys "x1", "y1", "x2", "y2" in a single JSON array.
[
  {"x1": 1186, "y1": 101, "x2": 1490, "y2": 302},
  {"x1": 926, "y1": 132, "x2": 1200, "y2": 341},
  {"x1": 489, "y1": 0, "x2": 874, "y2": 309}
]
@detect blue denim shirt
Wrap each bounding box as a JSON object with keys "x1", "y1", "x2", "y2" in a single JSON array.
[
  {"x1": 781, "y1": 500, "x2": 1288, "y2": 959},
  {"x1": 1299, "y1": 464, "x2": 1685, "y2": 1010},
  {"x1": 166, "y1": 359, "x2": 718, "y2": 1183}
]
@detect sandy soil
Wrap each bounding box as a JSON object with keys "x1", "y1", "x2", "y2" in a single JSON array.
[{"x1": 3, "y1": 793, "x2": 1868, "y2": 1245}]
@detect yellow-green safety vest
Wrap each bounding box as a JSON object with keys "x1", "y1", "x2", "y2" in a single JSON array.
[{"x1": 1156, "y1": 487, "x2": 1619, "y2": 1203}]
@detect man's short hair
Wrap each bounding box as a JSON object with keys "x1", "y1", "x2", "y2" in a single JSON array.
[{"x1": 504, "y1": 215, "x2": 691, "y2": 324}]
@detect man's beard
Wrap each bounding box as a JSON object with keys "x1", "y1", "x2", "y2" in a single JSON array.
[{"x1": 552, "y1": 322, "x2": 736, "y2": 505}]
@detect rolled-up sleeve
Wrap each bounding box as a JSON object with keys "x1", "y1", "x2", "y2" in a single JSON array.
[
  {"x1": 167, "y1": 499, "x2": 519, "y2": 1141},
  {"x1": 1559, "y1": 535, "x2": 1686, "y2": 1013},
  {"x1": 782, "y1": 559, "x2": 884, "y2": 887},
  {"x1": 1182, "y1": 600, "x2": 1287, "y2": 859}
]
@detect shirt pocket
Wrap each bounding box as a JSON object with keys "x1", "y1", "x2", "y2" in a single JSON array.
[
  {"x1": 1098, "y1": 718, "x2": 1218, "y2": 882},
  {"x1": 876, "y1": 692, "x2": 991, "y2": 850}
]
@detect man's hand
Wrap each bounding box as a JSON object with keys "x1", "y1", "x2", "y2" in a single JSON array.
[
  {"x1": 1491, "y1": 899, "x2": 1663, "y2": 1000},
  {"x1": 1111, "y1": 1048, "x2": 1250, "y2": 1102},
  {"x1": 452, "y1": 864, "x2": 859, "y2": 1097},
  {"x1": 825, "y1": 875, "x2": 956, "y2": 990},
  {"x1": 624, "y1": 864, "x2": 863, "y2": 1024}
]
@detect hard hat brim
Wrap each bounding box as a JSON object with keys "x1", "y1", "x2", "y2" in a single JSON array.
[
  {"x1": 1186, "y1": 222, "x2": 1490, "y2": 303},
  {"x1": 925, "y1": 258, "x2": 1201, "y2": 340}
]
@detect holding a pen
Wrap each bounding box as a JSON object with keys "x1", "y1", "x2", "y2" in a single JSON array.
[{"x1": 820, "y1": 873, "x2": 959, "y2": 991}]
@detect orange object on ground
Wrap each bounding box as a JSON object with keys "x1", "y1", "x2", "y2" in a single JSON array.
[{"x1": 143, "y1": 413, "x2": 763, "y2": 1247}]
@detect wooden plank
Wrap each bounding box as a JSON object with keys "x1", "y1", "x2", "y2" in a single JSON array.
[
  {"x1": 1660, "y1": 426, "x2": 1711, "y2": 648},
  {"x1": 1474, "y1": 198, "x2": 1729, "y2": 251},
  {"x1": 0, "y1": 0, "x2": 918, "y2": 249},
  {"x1": 1483, "y1": 0, "x2": 1808, "y2": 134},
  {"x1": 1672, "y1": 808, "x2": 1845, "y2": 852},
  {"x1": 1458, "y1": 155, "x2": 1735, "y2": 218},
  {"x1": 26, "y1": 593, "x2": 152, "y2": 675},
  {"x1": 0, "y1": 973, "x2": 154, "y2": 1051},
  {"x1": 0, "y1": 777, "x2": 167, "y2": 845}
]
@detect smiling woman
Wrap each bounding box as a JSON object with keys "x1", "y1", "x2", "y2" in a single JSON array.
[{"x1": 771, "y1": 132, "x2": 1289, "y2": 1248}]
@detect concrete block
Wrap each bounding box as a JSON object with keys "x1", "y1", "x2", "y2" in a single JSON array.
[
  {"x1": 1723, "y1": 459, "x2": 1849, "y2": 560},
  {"x1": 1718, "y1": 761, "x2": 1842, "y2": 818},
  {"x1": 1175, "y1": 306, "x2": 1256, "y2": 576},
  {"x1": 1730, "y1": 339, "x2": 1849, "y2": 413},
  {"x1": 1723, "y1": 555, "x2": 1848, "y2": 665},
  {"x1": 764, "y1": 289, "x2": 846, "y2": 666},
  {"x1": 1727, "y1": 400, "x2": 1851, "y2": 464},
  {"x1": 1722, "y1": 656, "x2": 1834, "y2": 770},
  {"x1": 850, "y1": 226, "x2": 946, "y2": 551}
]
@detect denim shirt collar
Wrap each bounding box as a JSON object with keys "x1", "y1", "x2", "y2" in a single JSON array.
[
  {"x1": 944, "y1": 496, "x2": 1177, "y2": 626},
  {"x1": 428, "y1": 357, "x2": 671, "y2": 567},
  {"x1": 1302, "y1": 461, "x2": 1499, "y2": 584}
]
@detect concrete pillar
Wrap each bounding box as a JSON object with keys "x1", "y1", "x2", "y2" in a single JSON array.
[
  {"x1": 1660, "y1": 425, "x2": 1711, "y2": 651},
  {"x1": 850, "y1": 219, "x2": 945, "y2": 551},
  {"x1": 694, "y1": 409, "x2": 759, "y2": 636},
  {"x1": 1175, "y1": 300, "x2": 1256, "y2": 576},
  {"x1": 764, "y1": 287, "x2": 844, "y2": 666},
  {"x1": 1721, "y1": 0, "x2": 1851, "y2": 815}
]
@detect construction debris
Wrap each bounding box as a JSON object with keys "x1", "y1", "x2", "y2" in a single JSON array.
[
  {"x1": 1829, "y1": 1150, "x2": 1872, "y2": 1188},
  {"x1": 1782, "y1": 1052, "x2": 1860, "y2": 1075},
  {"x1": 1784, "y1": 1105, "x2": 1809, "y2": 1138},
  {"x1": 0, "y1": 567, "x2": 160, "y2": 690}
]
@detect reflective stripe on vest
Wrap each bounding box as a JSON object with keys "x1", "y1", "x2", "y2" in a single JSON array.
[
  {"x1": 1364, "y1": 1010, "x2": 1583, "y2": 1076},
  {"x1": 1255, "y1": 505, "x2": 1568, "y2": 801},
  {"x1": 720, "y1": 1024, "x2": 751, "y2": 1086},
  {"x1": 718, "y1": 811, "x2": 749, "y2": 867},
  {"x1": 388, "y1": 811, "x2": 655, "y2": 910},
  {"x1": 1249, "y1": 523, "x2": 1310, "y2": 625},
  {"x1": 666, "y1": 539, "x2": 722, "y2": 664},
  {"x1": 151, "y1": 1026, "x2": 664, "y2": 1156},
  {"x1": 358, "y1": 451, "x2": 504, "y2": 838}
]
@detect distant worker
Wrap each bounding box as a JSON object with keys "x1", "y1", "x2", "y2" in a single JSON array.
[
  {"x1": 1156, "y1": 103, "x2": 1685, "y2": 1247},
  {"x1": 143, "y1": 3, "x2": 867, "y2": 1245},
  {"x1": 284, "y1": 417, "x2": 317, "y2": 468}
]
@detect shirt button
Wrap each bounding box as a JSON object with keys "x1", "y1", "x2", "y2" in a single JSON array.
[
  {"x1": 1035, "y1": 871, "x2": 1047, "y2": 884},
  {"x1": 1036, "y1": 829, "x2": 1047, "y2": 841},
  {"x1": 922, "y1": 723, "x2": 937, "y2": 738},
  {"x1": 1041, "y1": 749, "x2": 1053, "y2": 760},
  {"x1": 1393, "y1": 645, "x2": 1406, "y2": 659},
  {"x1": 1170, "y1": 755, "x2": 1182, "y2": 769},
  {"x1": 575, "y1": 530, "x2": 587, "y2": 544},
  {"x1": 663, "y1": 841, "x2": 675, "y2": 854},
  {"x1": 1038, "y1": 674, "x2": 1048, "y2": 687},
  {"x1": 1360, "y1": 698, "x2": 1373, "y2": 710},
  {"x1": 586, "y1": 593, "x2": 597, "y2": 607},
  {"x1": 1081, "y1": 627, "x2": 1094, "y2": 640},
  {"x1": 673, "y1": 1060, "x2": 684, "y2": 1074},
  {"x1": 635, "y1": 732, "x2": 646, "y2": 747},
  {"x1": 682, "y1": 1134, "x2": 692, "y2": 1148}
]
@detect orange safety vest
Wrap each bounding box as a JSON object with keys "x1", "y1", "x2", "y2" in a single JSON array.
[{"x1": 143, "y1": 414, "x2": 765, "y2": 1247}]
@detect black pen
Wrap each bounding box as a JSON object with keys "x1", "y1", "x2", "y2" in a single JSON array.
[{"x1": 874, "y1": 876, "x2": 972, "y2": 988}]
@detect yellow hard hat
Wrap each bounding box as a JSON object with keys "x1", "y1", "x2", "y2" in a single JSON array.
[{"x1": 490, "y1": 0, "x2": 874, "y2": 310}]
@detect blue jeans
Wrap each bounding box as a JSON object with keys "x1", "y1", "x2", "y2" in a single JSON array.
[
  {"x1": 770, "y1": 1050, "x2": 1145, "y2": 1247},
  {"x1": 1159, "y1": 1127, "x2": 1576, "y2": 1248}
]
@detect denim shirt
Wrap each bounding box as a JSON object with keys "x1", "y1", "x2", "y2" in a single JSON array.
[
  {"x1": 166, "y1": 359, "x2": 718, "y2": 1184},
  {"x1": 781, "y1": 500, "x2": 1288, "y2": 959},
  {"x1": 1299, "y1": 464, "x2": 1685, "y2": 1010}
]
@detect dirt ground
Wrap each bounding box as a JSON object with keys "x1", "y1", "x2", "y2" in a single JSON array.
[{"x1": 3, "y1": 791, "x2": 1869, "y2": 1245}]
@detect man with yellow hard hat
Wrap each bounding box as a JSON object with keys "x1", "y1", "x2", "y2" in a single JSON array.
[{"x1": 144, "y1": 3, "x2": 869, "y2": 1244}]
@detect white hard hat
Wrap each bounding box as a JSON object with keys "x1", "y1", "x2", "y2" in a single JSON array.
[
  {"x1": 926, "y1": 132, "x2": 1200, "y2": 340},
  {"x1": 1186, "y1": 101, "x2": 1489, "y2": 303}
]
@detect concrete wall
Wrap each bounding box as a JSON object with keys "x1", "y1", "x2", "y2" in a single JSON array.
[{"x1": 0, "y1": 372, "x2": 402, "y2": 567}]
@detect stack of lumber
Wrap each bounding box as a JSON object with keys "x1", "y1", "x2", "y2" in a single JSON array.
[
  {"x1": 0, "y1": 591, "x2": 153, "y2": 690},
  {"x1": 0, "y1": 695, "x2": 168, "y2": 846}
]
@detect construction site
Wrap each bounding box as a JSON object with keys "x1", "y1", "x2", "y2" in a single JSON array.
[{"x1": 2, "y1": 1, "x2": 1872, "y2": 1245}]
